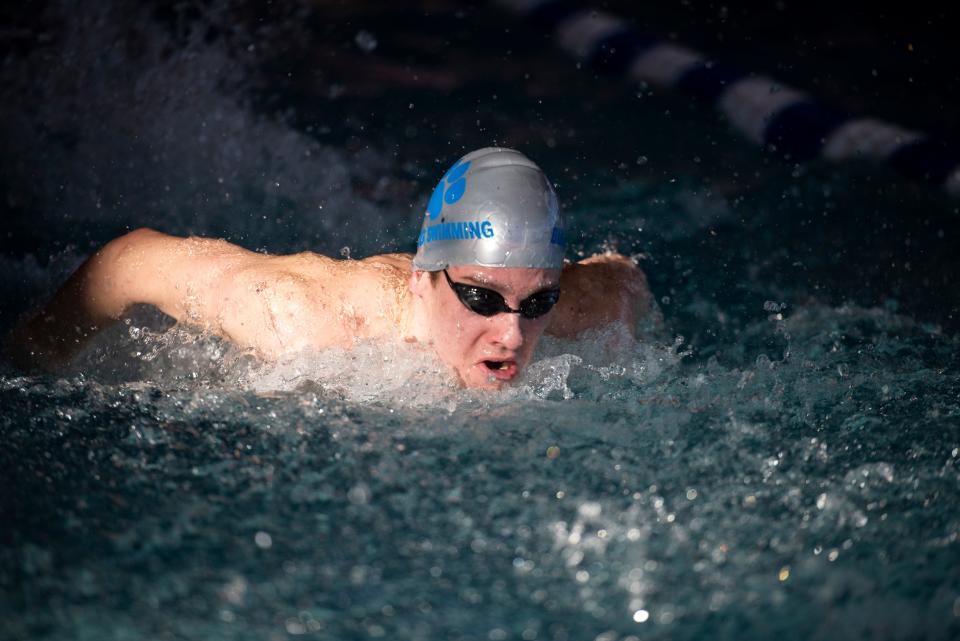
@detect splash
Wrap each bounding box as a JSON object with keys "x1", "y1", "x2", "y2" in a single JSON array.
[
  {"x1": 61, "y1": 310, "x2": 684, "y2": 409},
  {"x1": 3, "y1": 298, "x2": 958, "y2": 641},
  {"x1": 0, "y1": 0, "x2": 396, "y2": 254}
]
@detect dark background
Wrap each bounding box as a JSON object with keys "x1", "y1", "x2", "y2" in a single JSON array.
[{"x1": 1, "y1": 0, "x2": 958, "y2": 339}]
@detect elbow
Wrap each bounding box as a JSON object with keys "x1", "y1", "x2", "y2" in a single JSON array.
[
  {"x1": 94, "y1": 228, "x2": 151, "y2": 261},
  {"x1": 85, "y1": 228, "x2": 167, "y2": 319},
  {"x1": 126, "y1": 226, "x2": 161, "y2": 239},
  {"x1": 96, "y1": 228, "x2": 170, "y2": 272},
  {"x1": 109, "y1": 227, "x2": 162, "y2": 253}
]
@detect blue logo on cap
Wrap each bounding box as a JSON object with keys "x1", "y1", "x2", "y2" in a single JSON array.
[{"x1": 427, "y1": 159, "x2": 471, "y2": 221}]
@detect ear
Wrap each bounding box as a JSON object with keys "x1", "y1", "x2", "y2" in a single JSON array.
[{"x1": 409, "y1": 270, "x2": 431, "y2": 298}]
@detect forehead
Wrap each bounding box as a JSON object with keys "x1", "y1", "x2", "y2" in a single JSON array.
[{"x1": 446, "y1": 265, "x2": 561, "y2": 293}]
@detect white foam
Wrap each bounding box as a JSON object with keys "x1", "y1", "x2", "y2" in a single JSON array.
[{"x1": 59, "y1": 313, "x2": 683, "y2": 408}]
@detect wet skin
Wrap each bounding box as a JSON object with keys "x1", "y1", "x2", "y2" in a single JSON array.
[{"x1": 6, "y1": 228, "x2": 653, "y2": 387}]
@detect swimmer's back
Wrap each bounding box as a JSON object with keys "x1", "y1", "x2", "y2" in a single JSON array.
[{"x1": 185, "y1": 245, "x2": 413, "y2": 356}]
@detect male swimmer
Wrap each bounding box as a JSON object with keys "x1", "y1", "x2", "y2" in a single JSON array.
[{"x1": 6, "y1": 148, "x2": 652, "y2": 389}]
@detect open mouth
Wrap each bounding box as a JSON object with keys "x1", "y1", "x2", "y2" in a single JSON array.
[{"x1": 480, "y1": 359, "x2": 518, "y2": 381}]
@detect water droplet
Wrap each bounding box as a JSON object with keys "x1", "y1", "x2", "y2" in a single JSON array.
[
  {"x1": 348, "y1": 483, "x2": 371, "y2": 505},
  {"x1": 578, "y1": 502, "x2": 602, "y2": 519},
  {"x1": 354, "y1": 30, "x2": 378, "y2": 53}
]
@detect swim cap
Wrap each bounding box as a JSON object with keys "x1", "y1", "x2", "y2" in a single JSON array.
[{"x1": 413, "y1": 147, "x2": 566, "y2": 271}]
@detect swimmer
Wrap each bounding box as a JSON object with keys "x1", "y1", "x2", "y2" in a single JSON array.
[{"x1": 6, "y1": 148, "x2": 652, "y2": 389}]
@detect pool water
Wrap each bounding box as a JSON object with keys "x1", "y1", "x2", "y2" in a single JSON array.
[{"x1": 2, "y1": 2, "x2": 959, "y2": 640}]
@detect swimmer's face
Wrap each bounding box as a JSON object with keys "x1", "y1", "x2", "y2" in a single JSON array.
[{"x1": 410, "y1": 266, "x2": 561, "y2": 389}]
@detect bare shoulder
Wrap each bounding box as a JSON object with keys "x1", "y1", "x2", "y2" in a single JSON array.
[
  {"x1": 547, "y1": 252, "x2": 653, "y2": 338},
  {"x1": 276, "y1": 251, "x2": 411, "y2": 298},
  {"x1": 278, "y1": 251, "x2": 409, "y2": 276},
  {"x1": 361, "y1": 252, "x2": 414, "y2": 274}
]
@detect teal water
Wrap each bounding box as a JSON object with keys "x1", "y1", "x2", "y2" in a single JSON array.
[
  {"x1": 3, "y1": 307, "x2": 959, "y2": 640},
  {"x1": 2, "y1": 2, "x2": 959, "y2": 640}
]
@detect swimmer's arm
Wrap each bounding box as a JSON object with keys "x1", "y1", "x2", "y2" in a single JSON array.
[
  {"x1": 546, "y1": 253, "x2": 653, "y2": 339},
  {"x1": 5, "y1": 228, "x2": 284, "y2": 370}
]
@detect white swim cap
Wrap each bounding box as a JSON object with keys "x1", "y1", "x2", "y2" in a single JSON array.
[{"x1": 413, "y1": 147, "x2": 566, "y2": 271}]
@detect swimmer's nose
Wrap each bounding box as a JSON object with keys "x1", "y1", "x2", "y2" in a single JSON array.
[{"x1": 490, "y1": 311, "x2": 524, "y2": 350}]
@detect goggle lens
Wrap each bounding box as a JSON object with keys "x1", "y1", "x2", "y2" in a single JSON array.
[{"x1": 443, "y1": 270, "x2": 560, "y2": 320}]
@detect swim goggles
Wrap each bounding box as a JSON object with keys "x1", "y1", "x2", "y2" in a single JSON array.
[{"x1": 442, "y1": 270, "x2": 561, "y2": 319}]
